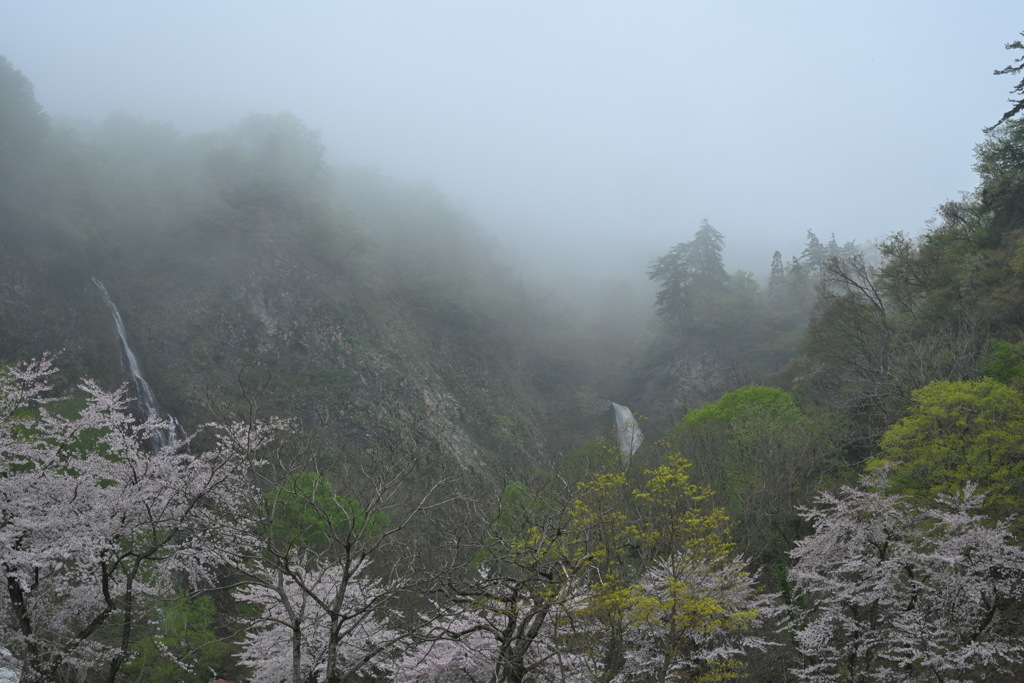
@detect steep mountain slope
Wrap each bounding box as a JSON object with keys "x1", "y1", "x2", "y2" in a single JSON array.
[{"x1": 0, "y1": 58, "x2": 632, "y2": 476}]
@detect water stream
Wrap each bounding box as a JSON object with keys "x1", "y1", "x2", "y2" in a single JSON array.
[
  {"x1": 93, "y1": 278, "x2": 178, "y2": 448},
  {"x1": 611, "y1": 402, "x2": 643, "y2": 465}
]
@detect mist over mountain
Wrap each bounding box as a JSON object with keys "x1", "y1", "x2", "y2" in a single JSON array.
[
  {"x1": 4, "y1": 6, "x2": 1024, "y2": 682},
  {"x1": 4, "y1": 2, "x2": 1018, "y2": 283}
]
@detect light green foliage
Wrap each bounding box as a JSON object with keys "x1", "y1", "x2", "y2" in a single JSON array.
[
  {"x1": 681, "y1": 386, "x2": 801, "y2": 505},
  {"x1": 491, "y1": 481, "x2": 558, "y2": 537},
  {"x1": 121, "y1": 593, "x2": 230, "y2": 683},
  {"x1": 872, "y1": 378, "x2": 1024, "y2": 517},
  {"x1": 269, "y1": 471, "x2": 389, "y2": 557},
  {"x1": 675, "y1": 386, "x2": 840, "y2": 587},
  {"x1": 467, "y1": 454, "x2": 771, "y2": 681},
  {"x1": 628, "y1": 454, "x2": 723, "y2": 558},
  {"x1": 682, "y1": 385, "x2": 801, "y2": 432}
]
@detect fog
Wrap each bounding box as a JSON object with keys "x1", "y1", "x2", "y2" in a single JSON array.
[{"x1": 4, "y1": 1, "x2": 1022, "y2": 282}]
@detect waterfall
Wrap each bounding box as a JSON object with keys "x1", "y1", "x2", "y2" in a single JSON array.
[
  {"x1": 611, "y1": 402, "x2": 643, "y2": 465},
  {"x1": 93, "y1": 278, "x2": 178, "y2": 448}
]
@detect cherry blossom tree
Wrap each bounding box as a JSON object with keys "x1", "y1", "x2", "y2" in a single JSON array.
[
  {"x1": 401, "y1": 455, "x2": 780, "y2": 683},
  {"x1": 395, "y1": 580, "x2": 590, "y2": 683},
  {"x1": 450, "y1": 479, "x2": 592, "y2": 683},
  {"x1": 392, "y1": 474, "x2": 595, "y2": 683},
  {"x1": 229, "y1": 433, "x2": 458, "y2": 683},
  {"x1": 567, "y1": 455, "x2": 781, "y2": 682},
  {"x1": 607, "y1": 551, "x2": 779, "y2": 683},
  {"x1": 790, "y1": 472, "x2": 1024, "y2": 682},
  {"x1": 235, "y1": 562, "x2": 401, "y2": 683},
  {"x1": 395, "y1": 611, "x2": 494, "y2": 682},
  {"x1": 0, "y1": 356, "x2": 272, "y2": 683}
]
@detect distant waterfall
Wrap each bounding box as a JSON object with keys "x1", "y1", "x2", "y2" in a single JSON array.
[
  {"x1": 611, "y1": 402, "x2": 643, "y2": 465},
  {"x1": 93, "y1": 278, "x2": 178, "y2": 448}
]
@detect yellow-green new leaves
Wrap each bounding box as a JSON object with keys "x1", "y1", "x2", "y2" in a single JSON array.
[
  {"x1": 633, "y1": 454, "x2": 723, "y2": 557},
  {"x1": 872, "y1": 378, "x2": 1024, "y2": 517},
  {"x1": 461, "y1": 454, "x2": 777, "y2": 681},
  {"x1": 567, "y1": 470, "x2": 635, "y2": 573},
  {"x1": 565, "y1": 454, "x2": 774, "y2": 681},
  {"x1": 566, "y1": 454, "x2": 736, "y2": 585},
  {"x1": 614, "y1": 562, "x2": 766, "y2": 682}
]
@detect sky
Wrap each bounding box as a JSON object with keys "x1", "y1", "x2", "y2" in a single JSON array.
[{"x1": 3, "y1": 1, "x2": 1023, "y2": 280}]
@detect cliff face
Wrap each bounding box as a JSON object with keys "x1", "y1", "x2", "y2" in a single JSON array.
[
  {"x1": 1, "y1": 192, "x2": 517, "y2": 478},
  {"x1": 0, "y1": 67, "x2": 630, "y2": 472},
  {"x1": 0, "y1": 196, "x2": 552, "y2": 475}
]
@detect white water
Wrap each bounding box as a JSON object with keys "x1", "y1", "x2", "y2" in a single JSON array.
[
  {"x1": 93, "y1": 278, "x2": 178, "y2": 448},
  {"x1": 611, "y1": 402, "x2": 643, "y2": 465}
]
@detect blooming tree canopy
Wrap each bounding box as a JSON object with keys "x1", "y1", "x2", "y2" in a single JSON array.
[
  {"x1": 235, "y1": 561, "x2": 401, "y2": 683},
  {"x1": 396, "y1": 576, "x2": 590, "y2": 683},
  {"x1": 229, "y1": 435, "x2": 456, "y2": 683},
  {"x1": 401, "y1": 453, "x2": 779, "y2": 683},
  {"x1": 790, "y1": 472, "x2": 1024, "y2": 682},
  {"x1": 0, "y1": 356, "x2": 267, "y2": 683}
]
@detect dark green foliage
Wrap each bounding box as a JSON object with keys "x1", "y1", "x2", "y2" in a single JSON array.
[
  {"x1": 804, "y1": 118, "x2": 1024, "y2": 462},
  {"x1": 767, "y1": 250, "x2": 786, "y2": 297},
  {"x1": 800, "y1": 229, "x2": 826, "y2": 271},
  {"x1": 639, "y1": 225, "x2": 825, "y2": 430},
  {"x1": 647, "y1": 219, "x2": 727, "y2": 328},
  {"x1": 982, "y1": 339, "x2": 1024, "y2": 385},
  {"x1": 804, "y1": 245, "x2": 991, "y2": 458},
  {"x1": 973, "y1": 120, "x2": 1024, "y2": 245},
  {"x1": 0, "y1": 56, "x2": 48, "y2": 199}
]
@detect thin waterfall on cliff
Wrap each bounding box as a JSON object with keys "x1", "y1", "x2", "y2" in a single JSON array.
[
  {"x1": 93, "y1": 278, "x2": 179, "y2": 448},
  {"x1": 611, "y1": 402, "x2": 643, "y2": 465}
]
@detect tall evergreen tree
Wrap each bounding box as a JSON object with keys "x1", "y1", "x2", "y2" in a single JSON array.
[
  {"x1": 767, "y1": 250, "x2": 786, "y2": 300},
  {"x1": 648, "y1": 220, "x2": 727, "y2": 329},
  {"x1": 987, "y1": 31, "x2": 1024, "y2": 131},
  {"x1": 687, "y1": 220, "x2": 728, "y2": 291}
]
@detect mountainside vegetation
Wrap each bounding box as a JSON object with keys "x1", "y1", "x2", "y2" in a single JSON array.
[
  {"x1": 0, "y1": 55, "x2": 640, "y2": 480},
  {"x1": 4, "y1": 40, "x2": 1024, "y2": 680}
]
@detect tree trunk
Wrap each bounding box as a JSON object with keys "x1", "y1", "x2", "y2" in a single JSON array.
[
  {"x1": 292, "y1": 620, "x2": 303, "y2": 683},
  {"x1": 6, "y1": 572, "x2": 47, "y2": 683},
  {"x1": 105, "y1": 566, "x2": 138, "y2": 683}
]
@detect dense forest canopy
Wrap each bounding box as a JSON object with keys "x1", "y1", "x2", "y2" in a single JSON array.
[{"x1": 2, "y1": 25, "x2": 1024, "y2": 681}]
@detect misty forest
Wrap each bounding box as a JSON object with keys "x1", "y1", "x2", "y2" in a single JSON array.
[{"x1": 5, "y1": 25, "x2": 1024, "y2": 683}]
